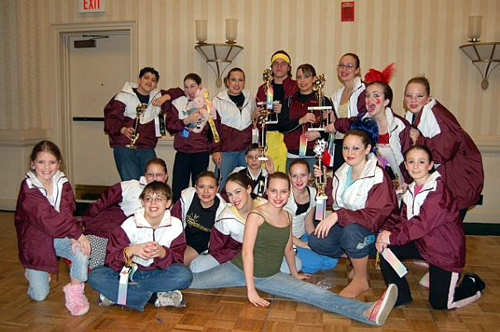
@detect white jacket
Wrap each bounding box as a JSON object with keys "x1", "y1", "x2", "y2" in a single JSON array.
[
  {"x1": 284, "y1": 186, "x2": 317, "y2": 238},
  {"x1": 212, "y1": 89, "x2": 254, "y2": 130}
]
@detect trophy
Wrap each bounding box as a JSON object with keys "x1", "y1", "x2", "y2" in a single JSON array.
[
  {"x1": 313, "y1": 139, "x2": 328, "y2": 220},
  {"x1": 307, "y1": 74, "x2": 332, "y2": 131},
  {"x1": 257, "y1": 109, "x2": 268, "y2": 161},
  {"x1": 126, "y1": 103, "x2": 147, "y2": 149},
  {"x1": 262, "y1": 68, "x2": 278, "y2": 124}
]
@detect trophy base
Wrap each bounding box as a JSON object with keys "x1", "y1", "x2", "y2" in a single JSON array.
[
  {"x1": 316, "y1": 195, "x2": 327, "y2": 200},
  {"x1": 265, "y1": 120, "x2": 278, "y2": 125},
  {"x1": 308, "y1": 128, "x2": 326, "y2": 132},
  {"x1": 126, "y1": 144, "x2": 138, "y2": 150},
  {"x1": 258, "y1": 157, "x2": 268, "y2": 161}
]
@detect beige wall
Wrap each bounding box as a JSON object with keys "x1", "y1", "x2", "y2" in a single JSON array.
[{"x1": 0, "y1": 0, "x2": 499, "y2": 222}]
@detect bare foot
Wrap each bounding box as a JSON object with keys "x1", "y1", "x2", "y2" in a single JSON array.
[{"x1": 339, "y1": 277, "x2": 370, "y2": 298}]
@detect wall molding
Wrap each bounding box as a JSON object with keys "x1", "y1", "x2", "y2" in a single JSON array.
[
  {"x1": 472, "y1": 135, "x2": 500, "y2": 154},
  {"x1": 0, "y1": 129, "x2": 52, "y2": 146}
]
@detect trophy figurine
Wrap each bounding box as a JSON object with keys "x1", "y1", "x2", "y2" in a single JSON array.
[
  {"x1": 126, "y1": 103, "x2": 147, "y2": 149},
  {"x1": 262, "y1": 68, "x2": 278, "y2": 124},
  {"x1": 307, "y1": 74, "x2": 332, "y2": 131},
  {"x1": 313, "y1": 139, "x2": 328, "y2": 220}
]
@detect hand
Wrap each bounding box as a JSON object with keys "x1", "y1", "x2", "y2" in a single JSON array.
[
  {"x1": 212, "y1": 152, "x2": 222, "y2": 166},
  {"x1": 152, "y1": 94, "x2": 171, "y2": 106},
  {"x1": 304, "y1": 131, "x2": 320, "y2": 141},
  {"x1": 247, "y1": 289, "x2": 270, "y2": 307},
  {"x1": 376, "y1": 241, "x2": 388, "y2": 253},
  {"x1": 410, "y1": 128, "x2": 420, "y2": 145},
  {"x1": 121, "y1": 127, "x2": 135, "y2": 140},
  {"x1": 128, "y1": 243, "x2": 155, "y2": 260},
  {"x1": 184, "y1": 110, "x2": 202, "y2": 125},
  {"x1": 264, "y1": 156, "x2": 274, "y2": 174},
  {"x1": 312, "y1": 164, "x2": 324, "y2": 179},
  {"x1": 299, "y1": 113, "x2": 316, "y2": 125},
  {"x1": 377, "y1": 231, "x2": 391, "y2": 246},
  {"x1": 273, "y1": 102, "x2": 282, "y2": 114},
  {"x1": 324, "y1": 123, "x2": 337, "y2": 133},
  {"x1": 295, "y1": 239, "x2": 310, "y2": 249},
  {"x1": 397, "y1": 182, "x2": 409, "y2": 194},
  {"x1": 294, "y1": 272, "x2": 311, "y2": 280},
  {"x1": 314, "y1": 213, "x2": 338, "y2": 239},
  {"x1": 74, "y1": 234, "x2": 91, "y2": 256},
  {"x1": 252, "y1": 107, "x2": 262, "y2": 122},
  {"x1": 145, "y1": 241, "x2": 166, "y2": 258}
]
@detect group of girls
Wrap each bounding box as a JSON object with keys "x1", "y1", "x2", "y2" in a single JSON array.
[{"x1": 15, "y1": 49, "x2": 485, "y2": 323}]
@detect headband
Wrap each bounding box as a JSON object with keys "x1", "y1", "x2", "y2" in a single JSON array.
[{"x1": 271, "y1": 53, "x2": 291, "y2": 65}]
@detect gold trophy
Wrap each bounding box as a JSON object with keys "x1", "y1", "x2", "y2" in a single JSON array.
[
  {"x1": 257, "y1": 109, "x2": 268, "y2": 161},
  {"x1": 313, "y1": 139, "x2": 328, "y2": 220},
  {"x1": 126, "y1": 103, "x2": 147, "y2": 149},
  {"x1": 307, "y1": 74, "x2": 332, "y2": 131}
]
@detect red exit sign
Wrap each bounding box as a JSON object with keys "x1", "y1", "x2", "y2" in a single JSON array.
[{"x1": 79, "y1": 0, "x2": 105, "y2": 13}]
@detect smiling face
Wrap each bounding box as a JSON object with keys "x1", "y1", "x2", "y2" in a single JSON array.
[
  {"x1": 404, "y1": 82, "x2": 431, "y2": 114},
  {"x1": 142, "y1": 191, "x2": 169, "y2": 223},
  {"x1": 32, "y1": 151, "x2": 60, "y2": 185},
  {"x1": 365, "y1": 83, "x2": 389, "y2": 117},
  {"x1": 342, "y1": 134, "x2": 371, "y2": 168},
  {"x1": 145, "y1": 163, "x2": 168, "y2": 184},
  {"x1": 266, "y1": 178, "x2": 290, "y2": 208},
  {"x1": 404, "y1": 148, "x2": 434, "y2": 186},
  {"x1": 225, "y1": 180, "x2": 252, "y2": 210},
  {"x1": 137, "y1": 71, "x2": 158, "y2": 95},
  {"x1": 227, "y1": 70, "x2": 245, "y2": 95},
  {"x1": 337, "y1": 55, "x2": 359, "y2": 84},
  {"x1": 289, "y1": 163, "x2": 309, "y2": 191},
  {"x1": 195, "y1": 176, "x2": 218, "y2": 208},
  {"x1": 296, "y1": 68, "x2": 314, "y2": 94},
  {"x1": 184, "y1": 78, "x2": 200, "y2": 100}
]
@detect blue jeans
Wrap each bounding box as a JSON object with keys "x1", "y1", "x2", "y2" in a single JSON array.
[
  {"x1": 296, "y1": 233, "x2": 339, "y2": 273},
  {"x1": 308, "y1": 223, "x2": 375, "y2": 259},
  {"x1": 217, "y1": 151, "x2": 246, "y2": 191},
  {"x1": 189, "y1": 262, "x2": 376, "y2": 326},
  {"x1": 88, "y1": 264, "x2": 193, "y2": 311},
  {"x1": 113, "y1": 146, "x2": 156, "y2": 181},
  {"x1": 26, "y1": 237, "x2": 89, "y2": 301}
]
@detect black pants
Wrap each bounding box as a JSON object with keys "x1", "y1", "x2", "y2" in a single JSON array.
[
  {"x1": 380, "y1": 242, "x2": 480, "y2": 309},
  {"x1": 172, "y1": 151, "x2": 209, "y2": 202},
  {"x1": 332, "y1": 139, "x2": 345, "y2": 173}
]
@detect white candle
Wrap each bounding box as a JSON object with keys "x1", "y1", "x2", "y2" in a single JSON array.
[
  {"x1": 195, "y1": 20, "x2": 207, "y2": 44},
  {"x1": 468, "y1": 16, "x2": 482, "y2": 42},
  {"x1": 226, "y1": 19, "x2": 238, "y2": 43}
]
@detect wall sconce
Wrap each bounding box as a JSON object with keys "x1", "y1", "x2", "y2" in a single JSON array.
[
  {"x1": 195, "y1": 19, "x2": 244, "y2": 87},
  {"x1": 459, "y1": 16, "x2": 500, "y2": 90}
]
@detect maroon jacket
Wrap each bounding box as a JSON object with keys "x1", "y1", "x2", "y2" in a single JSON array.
[
  {"x1": 384, "y1": 173, "x2": 465, "y2": 273},
  {"x1": 409, "y1": 100, "x2": 483, "y2": 210},
  {"x1": 15, "y1": 177, "x2": 83, "y2": 274},
  {"x1": 164, "y1": 98, "x2": 216, "y2": 153},
  {"x1": 278, "y1": 92, "x2": 332, "y2": 156},
  {"x1": 104, "y1": 87, "x2": 184, "y2": 149},
  {"x1": 255, "y1": 76, "x2": 298, "y2": 103}
]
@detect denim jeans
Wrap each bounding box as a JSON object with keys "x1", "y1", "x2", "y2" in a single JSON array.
[
  {"x1": 26, "y1": 237, "x2": 89, "y2": 301},
  {"x1": 113, "y1": 146, "x2": 157, "y2": 181},
  {"x1": 88, "y1": 264, "x2": 193, "y2": 311},
  {"x1": 296, "y1": 233, "x2": 339, "y2": 273},
  {"x1": 190, "y1": 253, "x2": 302, "y2": 274},
  {"x1": 190, "y1": 262, "x2": 376, "y2": 326},
  {"x1": 308, "y1": 223, "x2": 376, "y2": 259},
  {"x1": 217, "y1": 151, "x2": 246, "y2": 191}
]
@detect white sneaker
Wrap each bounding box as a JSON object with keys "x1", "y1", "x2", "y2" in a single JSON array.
[{"x1": 155, "y1": 290, "x2": 186, "y2": 308}]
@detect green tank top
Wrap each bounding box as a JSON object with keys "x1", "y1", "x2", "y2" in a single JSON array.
[{"x1": 232, "y1": 212, "x2": 291, "y2": 278}]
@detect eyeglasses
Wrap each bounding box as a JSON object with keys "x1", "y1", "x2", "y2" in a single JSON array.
[
  {"x1": 143, "y1": 196, "x2": 166, "y2": 203},
  {"x1": 337, "y1": 63, "x2": 356, "y2": 70}
]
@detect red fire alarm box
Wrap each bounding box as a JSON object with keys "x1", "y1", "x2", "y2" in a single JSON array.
[{"x1": 341, "y1": 1, "x2": 355, "y2": 22}]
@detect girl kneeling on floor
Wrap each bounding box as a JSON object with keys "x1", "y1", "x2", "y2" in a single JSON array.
[
  {"x1": 88, "y1": 182, "x2": 193, "y2": 311},
  {"x1": 190, "y1": 172, "x2": 398, "y2": 326},
  {"x1": 376, "y1": 145, "x2": 485, "y2": 309},
  {"x1": 15, "y1": 140, "x2": 91, "y2": 316}
]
